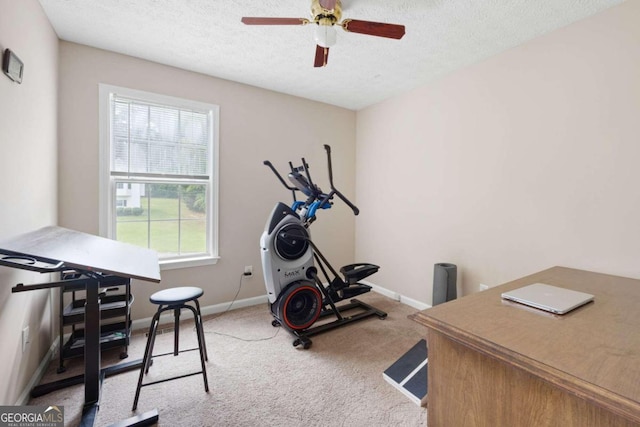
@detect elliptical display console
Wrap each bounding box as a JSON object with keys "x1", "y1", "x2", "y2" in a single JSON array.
[{"x1": 260, "y1": 145, "x2": 387, "y2": 349}]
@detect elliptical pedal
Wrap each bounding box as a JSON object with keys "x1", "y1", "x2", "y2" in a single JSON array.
[
  {"x1": 340, "y1": 284, "x2": 372, "y2": 299},
  {"x1": 340, "y1": 263, "x2": 380, "y2": 285}
]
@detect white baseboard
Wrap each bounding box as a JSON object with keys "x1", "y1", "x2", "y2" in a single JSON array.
[
  {"x1": 15, "y1": 337, "x2": 60, "y2": 406},
  {"x1": 398, "y1": 294, "x2": 431, "y2": 311},
  {"x1": 362, "y1": 280, "x2": 431, "y2": 311}
]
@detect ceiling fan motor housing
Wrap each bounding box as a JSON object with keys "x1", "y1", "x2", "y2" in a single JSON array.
[{"x1": 311, "y1": 0, "x2": 342, "y2": 25}]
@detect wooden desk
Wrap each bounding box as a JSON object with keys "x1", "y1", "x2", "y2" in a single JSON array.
[
  {"x1": 0, "y1": 226, "x2": 161, "y2": 427},
  {"x1": 412, "y1": 267, "x2": 640, "y2": 426}
]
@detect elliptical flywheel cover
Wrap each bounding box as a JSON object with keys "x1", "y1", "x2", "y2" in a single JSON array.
[
  {"x1": 274, "y1": 223, "x2": 310, "y2": 260},
  {"x1": 276, "y1": 281, "x2": 322, "y2": 331}
]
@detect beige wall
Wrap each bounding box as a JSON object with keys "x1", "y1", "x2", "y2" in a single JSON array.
[
  {"x1": 58, "y1": 42, "x2": 357, "y2": 320},
  {"x1": 0, "y1": 0, "x2": 58, "y2": 404},
  {"x1": 356, "y1": 0, "x2": 640, "y2": 305},
  {"x1": 5, "y1": 0, "x2": 635, "y2": 405}
]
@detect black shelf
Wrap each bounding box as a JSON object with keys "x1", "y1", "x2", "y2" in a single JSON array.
[
  {"x1": 61, "y1": 321, "x2": 132, "y2": 359},
  {"x1": 62, "y1": 293, "x2": 134, "y2": 325},
  {"x1": 58, "y1": 273, "x2": 133, "y2": 373}
]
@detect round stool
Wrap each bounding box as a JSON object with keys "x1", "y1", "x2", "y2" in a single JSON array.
[{"x1": 133, "y1": 286, "x2": 209, "y2": 410}]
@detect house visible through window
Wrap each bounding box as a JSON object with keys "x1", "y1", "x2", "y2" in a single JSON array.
[{"x1": 99, "y1": 84, "x2": 219, "y2": 268}]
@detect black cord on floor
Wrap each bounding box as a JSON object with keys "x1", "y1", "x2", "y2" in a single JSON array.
[
  {"x1": 211, "y1": 328, "x2": 280, "y2": 342},
  {"x1": 203, "y1": 273, "x2": 280, "y2": 342}
]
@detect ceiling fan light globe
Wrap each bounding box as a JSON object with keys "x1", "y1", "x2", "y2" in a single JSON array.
[{"x1": 314, "y1": 24, "x2": 337, "y2": 48}]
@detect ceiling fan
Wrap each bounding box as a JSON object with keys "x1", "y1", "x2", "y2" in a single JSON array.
[{"x1": 241, "y1": 0, "x2": 406, "y2": 67}]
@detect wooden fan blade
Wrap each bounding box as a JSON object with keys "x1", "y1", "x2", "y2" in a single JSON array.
[
  {"x1": 314, "y1": 45, "x2": 329, "y2": 67},
  {"x1": 341, "y1": 19, "x2": 405, "y2": 39},
  {"x1": 319, "y1": 0, "x2": 337, "y2": 10},
  {"x1": 241, "y1": 17, "x2": 308, "y2": 25}
]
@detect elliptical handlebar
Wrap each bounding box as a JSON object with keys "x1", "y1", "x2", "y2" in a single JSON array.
[
  {"x1": 263, "y1": 145, "x2": 359, "y2": 217},
  {"x1": 263, "y1": 160, "x2": 297, "y2": 191},
  {"x1": 323, "y1": 145, "x2": 359, "y2": 216},
  {"x1": 263, "y1": 160, "x2": 298, "y2": 202}
]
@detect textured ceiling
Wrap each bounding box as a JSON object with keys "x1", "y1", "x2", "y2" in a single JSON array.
[{"x1": 38, "y1": 0, "x2": 624, "y2": 110}]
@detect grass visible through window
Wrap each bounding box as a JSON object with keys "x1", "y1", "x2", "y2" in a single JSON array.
[{"x1": 116, "y1": 197, "x2": 206, "y2": 256}]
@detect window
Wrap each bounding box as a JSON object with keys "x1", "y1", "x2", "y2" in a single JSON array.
[{"x1": 99, "y1": 84, "x2": 219, "y2": 269}]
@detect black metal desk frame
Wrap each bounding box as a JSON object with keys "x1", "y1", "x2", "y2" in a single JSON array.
[{"x1": 0, "y1": 227, "x2": 161, "y2": 427}]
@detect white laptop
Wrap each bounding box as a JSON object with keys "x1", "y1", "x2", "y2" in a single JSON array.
[{"x1": 501, "y1": 283, "x2": 594, "y2": 315}]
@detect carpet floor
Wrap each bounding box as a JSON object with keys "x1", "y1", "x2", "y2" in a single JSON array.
[{"x1": 28, "y1": 292, "x2": 428, "y2": 426}]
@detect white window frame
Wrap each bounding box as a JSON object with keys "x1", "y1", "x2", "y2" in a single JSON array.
[{"x1": 99, "y1": 84, "x2": 219, "y2": 270}]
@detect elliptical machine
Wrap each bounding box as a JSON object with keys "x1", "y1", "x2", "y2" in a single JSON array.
[{"x1": 260, "y1": 145, "x2": 386, "y2": 349}]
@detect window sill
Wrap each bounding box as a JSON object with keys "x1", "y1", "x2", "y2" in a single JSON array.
[{"x1": 159, "y1": 255, "x2": 220, "y2": 271}]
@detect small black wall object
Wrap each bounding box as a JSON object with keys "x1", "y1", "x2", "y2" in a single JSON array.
[
  {"x1": 3, "y1": 49, "x2": 24, "y2": 83},
  {"x1": 432, "y1": 263, "x2": 457, "y2": 306}
]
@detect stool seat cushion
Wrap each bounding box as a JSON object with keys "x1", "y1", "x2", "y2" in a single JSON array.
[{"x1": 150, "y1": 286, "x2": 204, "y2": 305}]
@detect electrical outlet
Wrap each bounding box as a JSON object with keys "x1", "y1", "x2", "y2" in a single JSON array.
[
  {"x1": 479, "y1": 283, "x2": 489, "y2": 291},
  {"x1": 22, "y1": 326, "x2": 30, "y2": 353},
  {"x1": 244, "y1": 265, "x2": 253, "y2": 276}
]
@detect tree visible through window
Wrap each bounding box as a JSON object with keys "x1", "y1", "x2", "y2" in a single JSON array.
[{"x1": 99, "y1": 85, "x2": 219, "y2": 267}]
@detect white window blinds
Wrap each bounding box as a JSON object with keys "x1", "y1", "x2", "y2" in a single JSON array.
[{"x1": 110, "y1": 95, "x2": 211, "y2": 179}]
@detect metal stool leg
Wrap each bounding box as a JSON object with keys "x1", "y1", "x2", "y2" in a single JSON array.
[
  {"x1": 192, "y1": 303, "x2": 209, "y2": 379},
  {"x1": 144, "y1": 305, "x2": 164, "y2": 374},
  {"x1": 194, "y1": 299, "x2": 208, "y2": 361},
  {"x1": 173, "y1": 308, "x2": 180, "y2": 356},
  {"x1": 185, "y1": 305, "x2": 209, "y2": 392},
  {"x1": 133, "y1": 310, "x2": 161, "y2": 411}
]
